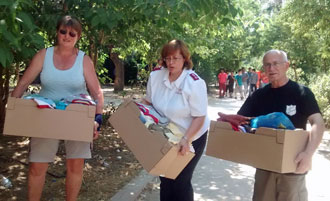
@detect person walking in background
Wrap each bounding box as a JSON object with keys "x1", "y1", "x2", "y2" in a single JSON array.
[
  {"x1": 247, "y1": 67, "x2": 252, "y2": 92},
  {"x1": 241, "y1": 67, "x2": 249, "y2": 98},
  {"x1": 11, "y1": 15, "x2": 104, "y2": 201},
  {"x1": 226, "y1": 71, "x2": 235, "y2": 98},
  {"x1": 256, "y1": 69, "x2": 261, "y2": 89},
  {"x1": 237, "y1": 50, "x2": 324, "y2": 201},
  {"x1": 247, "y1": 67, "x2": 252, "y2": 81},
  {"x1": 217, "y1": 69, "x2": 227, "y2": 98},
  {"x1": 143, "y1": 39, "x2": 209, "y2": 201},
  {"x1": 249, "y1": 69, "x2": 258, "y2": 96},
  {"x1": 234, "y1": 69, "x2": 244, "y2": 100},
  {"x1": 259, "y1": 69, "x2": 269, "y2": 88}
]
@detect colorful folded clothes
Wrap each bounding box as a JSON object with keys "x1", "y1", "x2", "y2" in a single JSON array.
[
  {"x1": 23, "y1": 93, "x2": 95, "y2": 110},
  {"x1": 62, "y1": 94, "x2": 96, "y2": 106},
  {"x1": 23, "y1": 94, "x2": 56, "y2": 109},
  {"x1": 55, "y1": 101, "x2": 68, "y2": 110},
  {"x1": 135, "y1": 102, "x2": 169, "y2": 126},
  {"x1": 135, "y1": 102, "x2": 194, "y2": 152},
  {"x1": 250, "y1": 112, "x2": 295, "y2": 130}
]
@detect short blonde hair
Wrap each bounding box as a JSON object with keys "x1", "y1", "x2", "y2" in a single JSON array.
[{"x1": 161, "y1": 40, "x2": 193, "y2": 69}]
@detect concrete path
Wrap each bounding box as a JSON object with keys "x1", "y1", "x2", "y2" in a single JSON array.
[{"x1": 111, "y1": 95, "x2": 330, "y2": 201}]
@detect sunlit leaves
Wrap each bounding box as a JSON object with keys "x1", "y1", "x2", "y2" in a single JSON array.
[{"x1": 0, "y1": 0, "x2": 44, "y2": 68}]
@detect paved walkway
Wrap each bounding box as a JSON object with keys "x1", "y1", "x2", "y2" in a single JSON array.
[{"x1": 111, "y1": 95, "x2": 330, "y2": 201}]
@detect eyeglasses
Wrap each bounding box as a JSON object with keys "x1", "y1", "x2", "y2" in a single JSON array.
[
  {"x1": 59, "y1": 29, "x2": 77, "y2": 38},
  {"x1": 164, "y1": 57, "x2": 183, "y2": 63},
  {"x1": 263, "y1": 61, "x2": 286, "y2": 69}
]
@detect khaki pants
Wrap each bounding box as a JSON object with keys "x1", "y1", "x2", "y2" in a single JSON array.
[{"x1": 253, "y1": 169, "x2": 308, "y2": 201}]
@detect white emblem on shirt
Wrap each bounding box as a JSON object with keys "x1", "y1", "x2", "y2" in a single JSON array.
[{"x1": 286, "y1": 105, "x2": 296, "y2": 116}]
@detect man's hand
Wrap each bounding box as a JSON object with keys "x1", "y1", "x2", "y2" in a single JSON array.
[
  {"x1": 93, "y1": 122, "x2": 99, "y2": 140},
  {"x1": 295, "y1": 151, "x2": 312, "y2": 174},
  {"x1": 217, "y1": 112, "x2": 251, "y2": 126}
]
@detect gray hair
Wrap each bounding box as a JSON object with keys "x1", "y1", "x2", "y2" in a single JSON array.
[{"x1": 263, "y1": 50, "x2": 288, "y2": 62}]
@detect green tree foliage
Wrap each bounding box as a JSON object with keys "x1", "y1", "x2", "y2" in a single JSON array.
[
  {"x1": 0, "y1": 0, "x2": 44, "y2": 67},
  {"x1": 0, "y1": 0, "x2": 44, "y2": 133},
  {"x1": 284, "y1": 0, "x2": 330, "y2": 72},
  {"x1": 259, "y1": 0, "x2": 329, "y2": 80},
  {"x1": 28, "y1": 0, "x2": 240, "y2": 91},
  {"x1": 0, "y1": 0, "x2": 241, "y2": 132},
  {"x1": 249, "y1": 0, "x2": 330, "y2": 124},
  {"x1": 310, "y1": 74, "x2": 330, "y2": 126}
]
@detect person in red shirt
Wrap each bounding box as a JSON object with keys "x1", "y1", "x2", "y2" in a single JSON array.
[
  {"x1": 217, "y1": 69, "x2": 227, "y2": 98},
  {"x1": 256, "y1": 70, "x2": 261, "y2": 89},
  {"x1": 259, "y1": 70, "x2": 269, "y2": 88}
]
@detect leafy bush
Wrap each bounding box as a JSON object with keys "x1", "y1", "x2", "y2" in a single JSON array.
[
  {"x1": 309, "y1": 73, "x2": 330, "y2": 127},
  {"x1": 287, "y1": 67, "x2": 307, "y2": 85}
]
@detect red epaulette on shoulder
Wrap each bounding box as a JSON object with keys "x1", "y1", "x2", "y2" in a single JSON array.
[
  {"x1": 189, "y1": 73, "x2": 199, "y2": 81},
  {"x1": 152, "y1": 67, "x2": 162, "y2": 71}
]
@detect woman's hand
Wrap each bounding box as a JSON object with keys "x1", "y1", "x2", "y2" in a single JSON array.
[
  {"x1": 93, "y1": 121, "x2": 99, "y2": 140},
  {"x1": 178, "y1": 116, "x2": 205, "y2": 155},
  {"x1": 178, "y1": 137, "x2": 191, "y2": 156}
]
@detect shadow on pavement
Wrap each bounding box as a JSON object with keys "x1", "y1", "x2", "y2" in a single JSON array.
[{"x1": 192, "y1": 155, "x2": 254, "y2": 201}]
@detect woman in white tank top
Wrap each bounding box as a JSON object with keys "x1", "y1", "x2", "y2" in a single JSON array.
[{"x1": 12, "y1": 15, "x2": 104, "y2": 201}]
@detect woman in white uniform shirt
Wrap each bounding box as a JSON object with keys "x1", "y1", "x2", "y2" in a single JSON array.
[{"x1": 144, "y1": 40, "x2": 209, "y2": 201}]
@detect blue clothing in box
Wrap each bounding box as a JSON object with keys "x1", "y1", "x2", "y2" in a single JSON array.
[{"x1": 250, "y1": 112, "x2": 295, "y2": 130}]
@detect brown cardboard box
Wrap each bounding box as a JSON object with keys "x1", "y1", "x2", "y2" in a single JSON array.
[
  {"x1": 109, "y1": 99, "x2": 195, "y2": 179},
  {"x1": 4, "y1": 97, "x2": 95, "y2": 142},
  {"x1": 206, "y1": 121, "x2": 309, "y2": 173}
]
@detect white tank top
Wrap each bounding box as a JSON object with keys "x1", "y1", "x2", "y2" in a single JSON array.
[{"x1": 39, "y1": 47, "x2": 88, "y2": 101}]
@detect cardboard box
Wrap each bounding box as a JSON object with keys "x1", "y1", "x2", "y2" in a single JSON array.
[
  {"x1": 109, "y1": 99, "x2": 195, "y2": 179},
  {"x1": 4, "y1": 97, "x2": 96, "y2": 142},
  {"x1": 206, "y1": 121, "x2": 309, "y2": 173}
]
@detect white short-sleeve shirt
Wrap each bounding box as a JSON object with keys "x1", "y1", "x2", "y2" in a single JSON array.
[{"x1": 145, "y1": 67, "x2": 210, "y2": 141}]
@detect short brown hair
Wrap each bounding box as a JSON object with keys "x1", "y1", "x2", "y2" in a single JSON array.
[
  {"x1": 161, "y1": 39, "x2": 193, "y2": 69},
  {"x1": 56, "y1": 15, "x2": 82, "y2": 37}
]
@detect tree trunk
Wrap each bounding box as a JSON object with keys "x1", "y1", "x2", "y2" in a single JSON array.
[
  {"x1": 89, "y1": 43, "x2": 94, "y2": 61},
  {"x1": 149, "y1": 62, "x2": 153, "y2": 71},
  {"x1": 15, "y1": 62, "x2": 20, "y2": 85},
  {"x1": 92, "y1": 30, "x2": 105, "y2": 69},
  {"x1": 93, "y1": 46, "x2": 98, "y2": 69},
  {"x1": 88, "y1": 42, "x2": 99, "y2": 70},
  {"x1": 111, "y1": 53, "x2": 124, "y2": 92},
  {"x1": 0, "y1": 66, "x2": 10, "y2": 134},
  {"x1": 292, "y1": 63, "x2": 298, "y2": 82},
  {"x1": 62, "y1": 0, "x2": 68, "y2": 13}
]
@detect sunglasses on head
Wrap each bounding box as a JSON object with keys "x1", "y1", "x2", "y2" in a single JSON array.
[{"x1": 59, "y1": 29, "x2": 77, "y2": 38}]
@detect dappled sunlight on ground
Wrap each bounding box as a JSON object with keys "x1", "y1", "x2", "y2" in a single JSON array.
[
  {"x1": 192, "y1": 155, "x2": 254, "y2": 201},
  {"x1": 207, "y1": 96, "x2": 243, "y2": 121},
  {"x1": 0, "y1": 136, "x2": 29, "y2": 199},
  {"x1": 306, "y1": 132, "x2": 330, "y2": 201},
  {"x1": 102, "y1": 86, "x2": 145, "y2": 106}
]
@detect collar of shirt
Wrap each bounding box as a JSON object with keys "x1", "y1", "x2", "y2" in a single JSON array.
[{"x1": 163, "y1": 69, "x2": 189, "y2": 89}]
